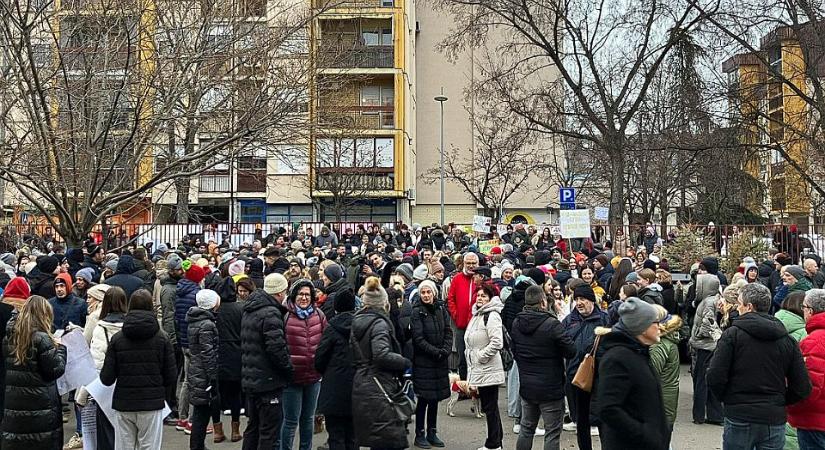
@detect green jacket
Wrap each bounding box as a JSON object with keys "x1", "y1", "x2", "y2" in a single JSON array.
[
  {"x1": 776, "y1": 309, "x2": 806, "y2": 450},
  {"x1": 649, "y1": 328, "x2": 680, "y2": 425}
]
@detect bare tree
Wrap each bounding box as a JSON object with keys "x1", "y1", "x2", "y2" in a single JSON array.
[
  {"x1": 0, "y1": 0, "x2": 315, "y2": 245},
  {"x1": 432, "y1": 0, "x2": 717, "y2": 225}
]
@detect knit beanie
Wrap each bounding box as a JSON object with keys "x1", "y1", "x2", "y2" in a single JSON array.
[
  {"x1": 167, "y1": 253, "x2": 183, "y2": 271},
  {"x1": 323, "y1": 263, "x2": 344, "y2": 284},
  {"x1": 3, "y1": 277, "x2": 30, "y2": 299},
  {"x1": 76, "y1": 267, "x2": 97, "y2": 283},
  {"x1": 785, "y1": 265, "x2": 806, "y2": 282},
  {"x1": 413, "y1": 264, "x2": 429, "y2": 281},
  {"x1": 185, "y1": 265, "x2": 206, "y2": 284},
  {"x1": 0, "y1": 253, "x2": 15, "y2": 266},
  {"x1": 361, "y1": 276, "x2": 388, "y2": 309},
  {"x1": 418, "y1": 279, "x2": 438, "y2": 298},
  {"x1": 334, "y1": 289, "x2": 356, "y2": 313},
  {"x1": 625, "y1": 272, "x2": 640, "y2": 283},
  {"x1": 36, "y1": 255, "x2": 59, "y2": 275},
  {"x1": 395, "y1": 263, "x2": 414, "y2": 282},
  {"x1": 87, "y1": 284, "x2": 110, "y2": 302},
  {"x1": 573, "y1": 284, "x2": 597, "y2": 303},
  {"x1": 430, "y1": 261, "x2": 445, "y2": 274},
  {"x1": 264, "y1": 273, "x2": 288, "y2": 295},
  {"x1": 617, "y1": 297, "x2": 661, "y2": 336},
  {"x1": 249, "y1": 258, "x2": 263, "y2": 273},
  {"x1": 104, "y1": 259, "x2": 119, "y2": 273},
  {"x1": 526, "y1": 267, "x2": 546, "y2": 286},
  {"x1": 196, "y1": 289, "x2": 220, "y2": 310},
  {"x1": 228, "y1": 260, "x2": 246, "y2": 277}
]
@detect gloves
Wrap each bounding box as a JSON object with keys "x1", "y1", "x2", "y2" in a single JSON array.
[
  {"x1": 438, "y1": 349, "x2": 450, "y2": 360},
  {"x1": 75, "y1": 386, "x2": 90, "y2": 408}
]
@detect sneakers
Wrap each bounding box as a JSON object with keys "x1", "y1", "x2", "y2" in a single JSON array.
[
  {"x1": 562, "y1": 422, "x2": 577, "y2": 432},
  {"x1": 512, "y1": 421, "x2": 520, "y2": 434},
  {"x1": 590, "y1": 427, "x2": 599, "y2": 436},
  {"x1": 535, "y1": 427, "x2": 546, "y2": 436},
  {"x1": 63, "y1": 433, "x2": 83, "y2": 450},
  {"x1": 176, "y1": 419, "x2": 191, "y2": 433}
]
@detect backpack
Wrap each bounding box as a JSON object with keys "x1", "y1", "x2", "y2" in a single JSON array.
[{"x1": 483, "y1": 312, "x2": 514, "y2": 371}]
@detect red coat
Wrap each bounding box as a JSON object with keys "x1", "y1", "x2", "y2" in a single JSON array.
[
  {"x1": 285, "y1": 306, "x2": 328, "y2": 385},
  {"x1": 447, "y1": 272, "x2": 475, "y2": 330},
  {"x1": 788, "y1": 312, "x2": 825, "y2": 431}
]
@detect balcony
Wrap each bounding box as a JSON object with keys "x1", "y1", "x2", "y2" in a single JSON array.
[
  {"x1": 318, "y1": 46, "x2": 394, "y2": 69},
  {"x1": 315, "y1": 0, "x2": 393, "y2": 7},
  {"x1": 237, "y1": 170, "x2": 267, "y2": 192},
  {"x1": 315, "y1": 168, "x2": 394, "y2": 191},
  {"x1": 318, "y1": 106, "x2": 394, "y2": 129},
  {"x1": 199, "y1": 174, "x2": 231, "y2": 192}
]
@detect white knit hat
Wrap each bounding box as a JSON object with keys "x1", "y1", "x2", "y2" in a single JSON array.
[{"x1": 196, "y1": 289, "x2": 220, "y2": 310}]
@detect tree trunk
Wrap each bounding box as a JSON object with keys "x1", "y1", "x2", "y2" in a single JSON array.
[
  {"x1": 175, "y1": 178, "x2": 190, "y2": 223},
  {"x1": 608, "y1": 143, "x2": 626, "y2": 228}
]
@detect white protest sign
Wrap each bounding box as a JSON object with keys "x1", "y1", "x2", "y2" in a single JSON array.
[
  {"x1": 472, "y1": 215, "x2": 492, "y2": 233},
  {"x1": 87, "y1": 378, "x2": 171, "y2": 422},
  {"x1": 559, "y1": 209, "x2": 591, "y2": 238},
  {"x1": 594, "y1": 207, "x2": 609, "y2": 221},
  {"x1": 57, "y1": 329, "x2": 98, "y2": 395}
]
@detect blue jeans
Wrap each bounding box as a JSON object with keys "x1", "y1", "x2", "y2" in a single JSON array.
[
  {"x1": 507, "y1": 361, "x2": 521, "y2": 420},
  {"x1": 722, "y1": 418, "x2": 784, "y2": 450},
  {"x1": 280, "y1": 382, "x2": 321, "y2": 450},
  {"x1": 798, "y1": 429, "x2": 825, "y2": 450}
]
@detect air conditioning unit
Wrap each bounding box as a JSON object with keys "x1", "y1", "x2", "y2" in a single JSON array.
[{"x1": 407, "y1": 188, "x2": 416, "y2": 200}]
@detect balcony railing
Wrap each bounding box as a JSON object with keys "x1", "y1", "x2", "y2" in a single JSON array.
[
  {"x1": 315, "y1": 169, "x2": 394, "y2": 191},
  {"x1": 200, "y1": 174, "x2": 231, "y2": 192},
  {"x1": 314, "y1": 0, "x2": 393, "y2": 8},
  {"x1": 318, "y1": 46, "x2": 394, "y2": 69},
  {"x1": 318, "y1": 106, "x2": 394, "y2": 129}
]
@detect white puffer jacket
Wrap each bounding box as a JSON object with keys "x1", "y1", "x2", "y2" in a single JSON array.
[
  {"x1": 464, "y1": 296, "x2": 505, "y2": 388},
  {"x1": 90, "y1": 314, "x2": 125, "y2": 370}
]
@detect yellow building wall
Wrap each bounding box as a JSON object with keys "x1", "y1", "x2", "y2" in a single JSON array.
[{"x1": 780, "y1": 40, "x2": 811, "y2": 215}]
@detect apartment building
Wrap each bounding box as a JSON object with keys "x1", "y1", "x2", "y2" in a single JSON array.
[{"x1": 724, "y1": 23, "x2": 825, "y2": 223}]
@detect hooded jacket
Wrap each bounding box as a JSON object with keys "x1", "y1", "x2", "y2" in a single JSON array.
[
  {"x1": 104, "y1": 255, "x2": 144, "y2": 299},
  {"x1": 159, "y1": 274, "x2": 178, "y2": 346},
  {"x1": 501, "y1": 277, "x2": 535, "y2": 332},
  {"x1": 649, "y1": 323, "x2": 681, "y2": 426},
  {"x1": 187, "y1": 307, "x2": 219, "y2": 406},
  {"x1": 706, "y1": 312, "x2": 811, "y2": 425},
  {"x1": 217, "y1": 291, "x2": 243, "y2": 382},
  {"x1": 410, "y1": 300, "x2": 453, "y2": 401},
  {"x1": 90, "y1": 313, "x2": 124, "y2": 370},
  {"x1": 174, "y1": 278, "x2": 200, "y2": 348},
  {"x1": 314, "y1": 311, "x2": 356, "y2": 417},
  {"x1": 320, "y1": 277, "x2": 351, "y2": 319},
  {"x1": 776, "y1": 309, "x2": 808, "y2": 343},
  {"x1": 240, "y1": 290, "x2": 293, "y2": 394},
  {"x1": 788, "y1": 312, "x2": 825, "y2": 432},
  {"x1": 314, "y1": 226, "x2": 338, "y2": 247},
  {"x1": 690, "y1": 274, "x2": 721, "y2": 352},
  {"x1": 1, "y1": 320, "x2": 66, "y2": 450},
  {"x1": 27, "y1": 268, "x2": 56, "y2": 300},
  {"x1": 464, "y1": 297, "x2": 506, "y2": 387},
  {"x1": 638, "y1": 283, "x2": 664, "y2": 306},
  {"x1": 592, "y1": 328, "x2": 670, "y2": 450},
  {"x1": 100, "y1": 309, "x2": 177, "y2": 412},
  {"x1": 48, "y1": 292, "x2": 87, "y2": 332},
  {"x1": 511, "y1": 308, "x2": 576, "y2": 402},
  {"x1": 284, "y1": 280, "x2": 327, "y2": 385}
]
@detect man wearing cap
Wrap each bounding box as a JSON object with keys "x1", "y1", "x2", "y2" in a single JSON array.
[
  {"x1": 511, "y1": 285, "x2": 576, "y2": 449},
  {"x1": 241, "y1": 273, "x2": 293, "y2": 450},
  {"x1": 561, "y1": 284, "x2": 608, "y2": 446},
  {"x1": 707, "y1": 283, "x2": 811, "y2": 450},
  {"x1": 82, "y1": 243, "x2": 105, "y2": 283},
  {"x1": 592, "y1": 255, "x2": 613, "y2": 292},
  {"x1": 591, "y1": 298, "x2": 670, "y2": 449}
]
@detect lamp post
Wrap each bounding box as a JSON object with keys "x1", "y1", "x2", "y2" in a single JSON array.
[{"x1": 434, "y1": 88, "x2": 448, "y2": 226}]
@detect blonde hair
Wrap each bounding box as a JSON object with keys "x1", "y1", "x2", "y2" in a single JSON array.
[{"x1": 11, "y1": 296, "x2": 56, "y2": 365}]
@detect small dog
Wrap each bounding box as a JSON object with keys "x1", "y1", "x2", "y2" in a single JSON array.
[{"x1": 447, "y1": 372, "x2": 483, "y2": 418}]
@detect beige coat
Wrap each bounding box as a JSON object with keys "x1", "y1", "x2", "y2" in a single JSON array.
[{"x1": 464, "y1": 296, "x2": 505, "y2": 388}]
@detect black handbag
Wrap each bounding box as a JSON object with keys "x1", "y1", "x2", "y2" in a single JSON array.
[{"x1": 373, "y1": 376, "x2": 414, "y2": 424}]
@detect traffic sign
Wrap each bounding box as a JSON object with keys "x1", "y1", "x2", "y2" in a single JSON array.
[{"x1": 560, "y1": 187, "x2": 576, "y2": 209}]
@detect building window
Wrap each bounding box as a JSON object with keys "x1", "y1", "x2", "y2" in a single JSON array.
[
  {"x1": 360, "y1": 85, "x2": 394, "y2": 108},
  {"x1": 240, "y1": 200, "x2": 267, "y2": 223},
  {"x1": 276, "y1": 146, "x2": 308, "y2": 174},
  {"x1": 267, "y1": 204, "x2": 313, "y2": 223},
  {"x1": 362, "y1": 28, "x2": 392, "y2": 46},
  {"x1": 317, "y1": 138, "x2": 394, "y2": 168},
  {"x1": 381, "y1": 0, "x2": 393, "y2": 6}
]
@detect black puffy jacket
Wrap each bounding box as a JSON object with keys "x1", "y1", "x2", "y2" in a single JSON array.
[
  {"x1": 217, "y1": 298, "x2": 243, "y2": 382},
  {"x1": 321, "y1": 278, "x2": 352, "y2": 319},
  {"x1": 351, "y1": 309, "x2": 410, "y2": 449},
  {"x1": 1, "y1": 322, "x2": 66, "y2": 450},
  {"x1": 314, "y1": 311, "x2": 355, "y2": 417},
  {"x1": 26, "y1": 270, "x2": 55, "y2": 300},
  {"x1": 501, "y1": 279, "x2": 534, "y2": 332},
  {"x1": 187, "y1": 307, "x2": 219, "y2": 407},
  {"x1": 240, "y1": 290, "x2": 293, "y2": 394},
  {"x1": 104, "y1": 255, "x2": 145, "y2": 299},
  {"x1": 592, "y1": 328, "x2": 670, "y2": 450},
  {"x1": 410, "y1": 301, "x2": 452, "y2": 401},
  {"x1": 511, "y1": 308, "x2": 576, "y2": 403},
  {"x1": 100, "y1": 309, "x2": 177, "y2": 412}
]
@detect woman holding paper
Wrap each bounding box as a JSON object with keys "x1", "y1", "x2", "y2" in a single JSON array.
[{"x1": 1, "y1": 295, "x2": 67, "y2": 450}]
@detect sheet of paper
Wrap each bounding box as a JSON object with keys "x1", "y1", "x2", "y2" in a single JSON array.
[
  {"x1": 57, "y1": 329, "x2": 98, "y2": 395},
  {"x1": 86, "y1": 378, "x2": 171, "y2": 422}
]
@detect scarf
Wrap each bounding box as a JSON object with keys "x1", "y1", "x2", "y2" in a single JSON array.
[{"x1": 295, "y1": 304, "x2": 315, "y2": 320}]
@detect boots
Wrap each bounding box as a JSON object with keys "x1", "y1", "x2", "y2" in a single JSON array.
[
  {"x1": 414, "y1": 430, "x2": 431, "y2": 448},
  {"x1": 213, "y1": 422, "x2": 226, "y2": 443},
  {"x1": 230, "y1": 421, "x2": 242, "y2": 442},
  {"x1": 427, "y1": 428, "x2": 445, "y2": 447}
]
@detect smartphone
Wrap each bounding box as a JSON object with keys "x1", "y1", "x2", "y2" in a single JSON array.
[{"x1": 671, "y1": 273, "x2": 691, "y2": 283}]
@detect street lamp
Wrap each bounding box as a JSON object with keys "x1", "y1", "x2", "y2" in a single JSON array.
[{"x1": 434, "y1": 88, "x2": 448, "y2": 226}]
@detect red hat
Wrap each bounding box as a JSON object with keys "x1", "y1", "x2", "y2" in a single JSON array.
[
  {"x1": 490, "y1": 246, "x2": 502, "y2": 255},
  {"x1": 3, "y1": 277, "x2": 30, "y2": 300},
  {"x1": 185, "y1": 265, "x2": 206, "y2": 284}
]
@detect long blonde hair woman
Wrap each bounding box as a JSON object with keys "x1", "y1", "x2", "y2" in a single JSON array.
[{"x1": 2, "y1": 295, "x2": 67, "y2": 450}]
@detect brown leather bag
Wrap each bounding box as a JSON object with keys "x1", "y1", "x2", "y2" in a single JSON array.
[{"x1": 572, "y1": 335, "x2": 602, "y2": 392}]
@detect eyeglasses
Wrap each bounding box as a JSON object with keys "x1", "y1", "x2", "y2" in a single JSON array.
[
  {"x1": 296, "y1": 292, "x2": 311, "y2": 298},
  {"x1": 802, "y1": 304, "x2": 813, "y2": 311}
]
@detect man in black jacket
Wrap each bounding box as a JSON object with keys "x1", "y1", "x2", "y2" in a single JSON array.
[
  {"x1": 511, "y1": 285, "x2": 576, "y2": 449},
  {"x1": 241, "y1": 273, "x2": 293, "y2": 450},
  {"x1": 707, "y1": 283, "x2": 811, "y2": 450}
]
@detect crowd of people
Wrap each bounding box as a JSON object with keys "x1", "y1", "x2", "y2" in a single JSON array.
[{"x1": 0, "y1": 221, "x2": 821, "y2": 450}]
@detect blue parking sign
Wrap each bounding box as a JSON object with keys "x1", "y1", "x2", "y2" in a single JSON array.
[{"x1": 560, "y1": 187, "x2": 575, "y2": 209}]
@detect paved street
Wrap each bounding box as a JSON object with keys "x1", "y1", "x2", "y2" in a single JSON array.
[{"x1": 65, "y1": 365, "x2": 724, "y2": 449}]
